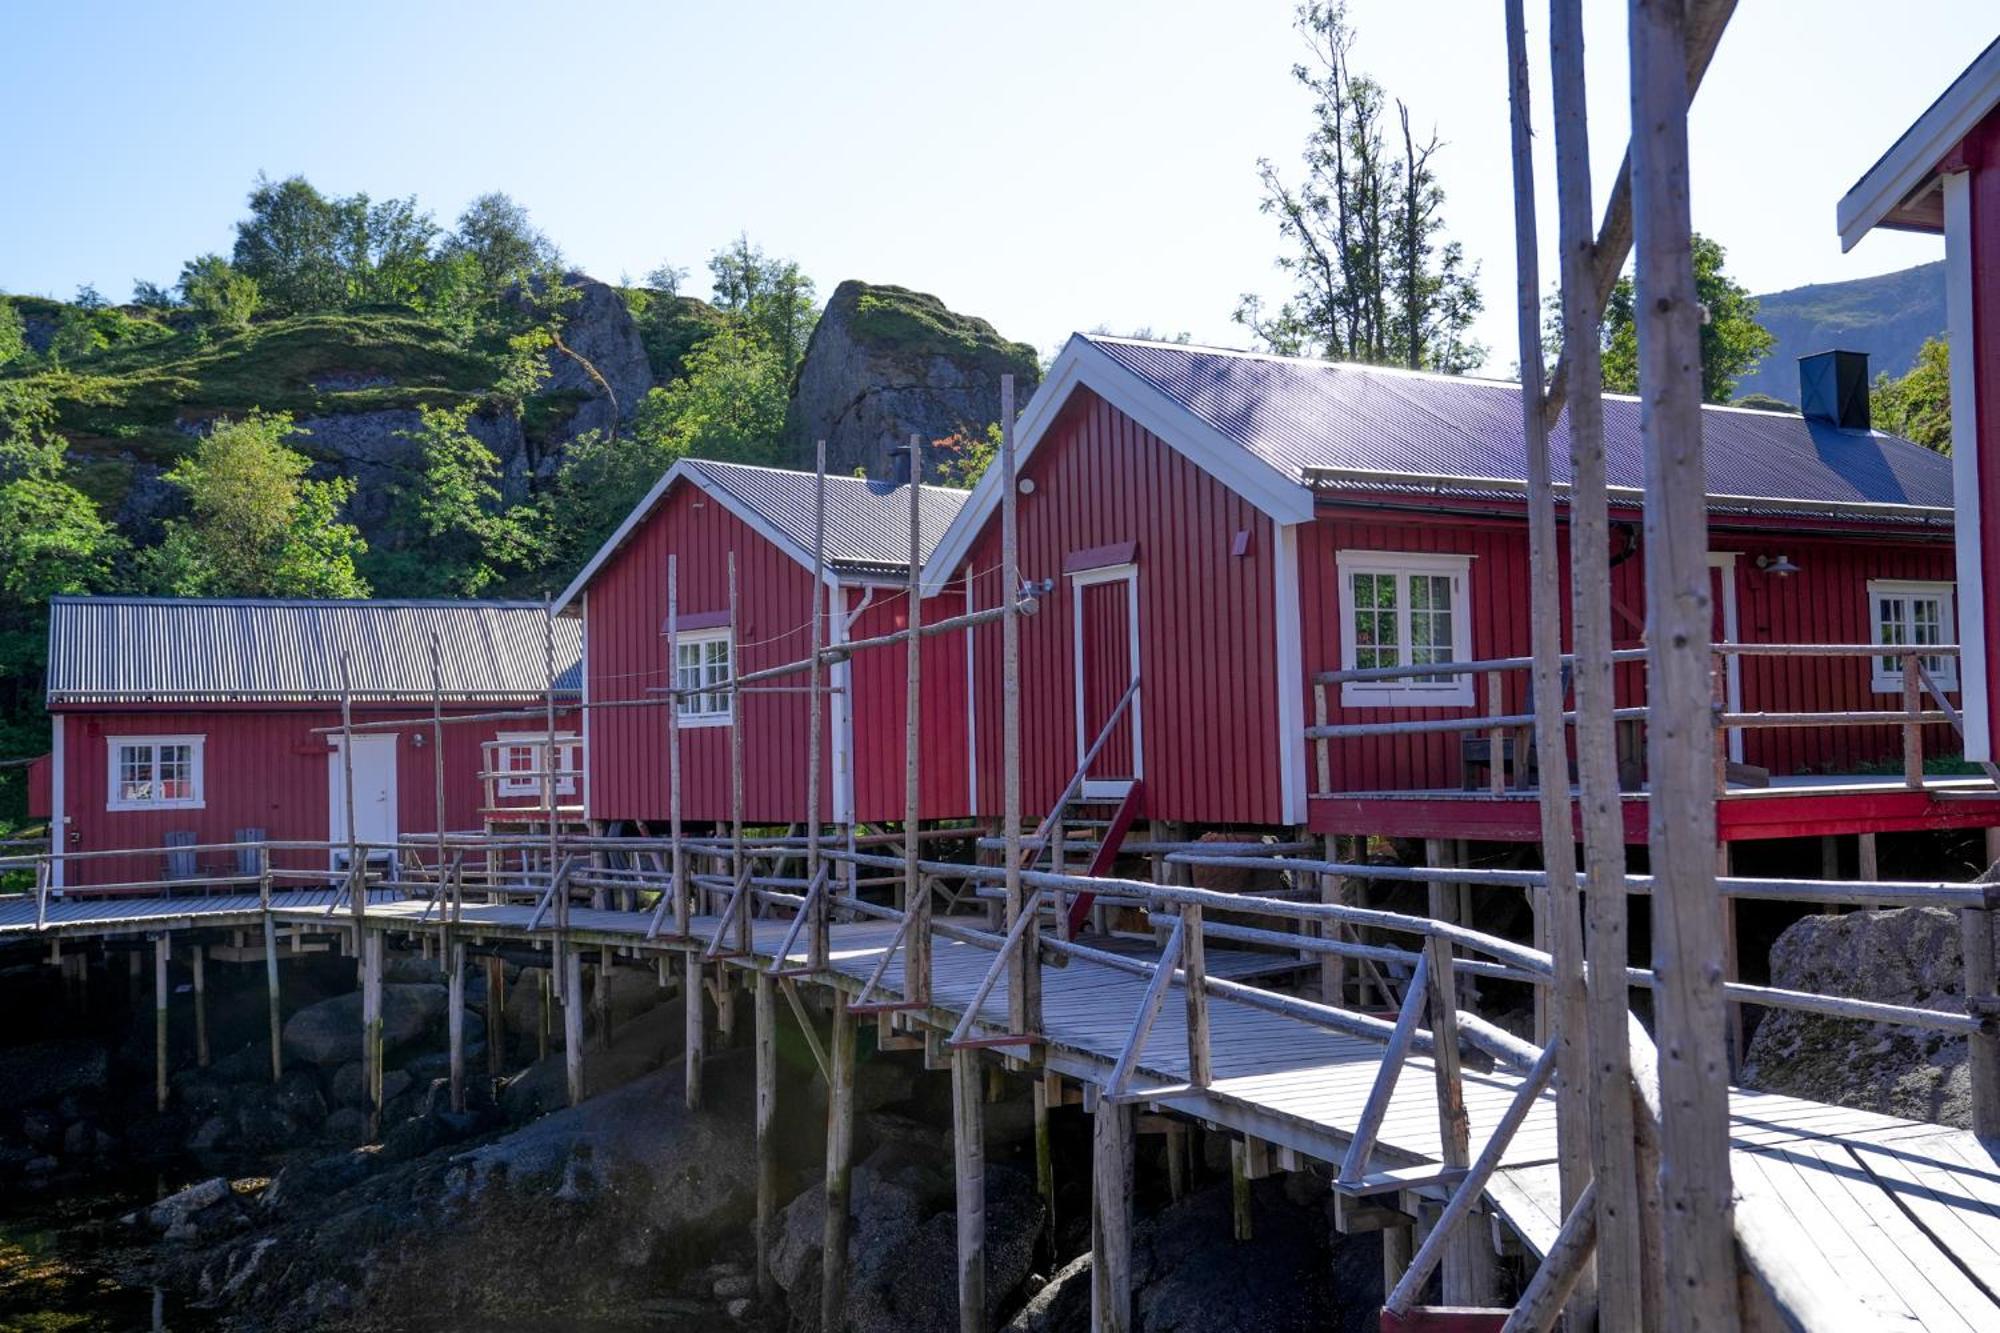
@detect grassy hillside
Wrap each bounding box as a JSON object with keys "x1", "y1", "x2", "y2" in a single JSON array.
[{"x1": 1738, "y1": 261, "x2": 1944, "y2": 403}]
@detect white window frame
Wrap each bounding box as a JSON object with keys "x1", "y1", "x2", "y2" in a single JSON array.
[
  {"x1": 1335, "y1": 550, "x2": 1475, "y2": 708},
  {"x1": 107, "y1": 734, "x2": 206, "y2": 811},
  {"x1": 1867, "y1": 579, "x2": 1957, "y2": 693},
  {"x1": 494, "y1": 732, "x2": 580, "y2": 798},
  {"x1": 674, "y1": 627, "x2": 734, "y2": 727}
]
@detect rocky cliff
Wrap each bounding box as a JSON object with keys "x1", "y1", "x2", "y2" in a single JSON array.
[{"x1": 785, "y1": 281, "x2": 1041, "y2": 477}]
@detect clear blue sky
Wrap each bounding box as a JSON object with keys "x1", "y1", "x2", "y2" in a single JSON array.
[{"x1": 1, "y1": 1, "x2": 1990, "y2": 370}]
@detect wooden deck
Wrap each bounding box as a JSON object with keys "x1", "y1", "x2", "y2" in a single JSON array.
[{"x1": 8, "y1": 888, "x2": 2000, "y2": 1327}]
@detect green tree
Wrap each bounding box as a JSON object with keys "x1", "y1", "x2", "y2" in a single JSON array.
[
  {"x1": 232, "y1": 174, "x2": 356, "y2": 313},
  {"x1": 708, "y1": 235, "x2": 818, "y2": 377},
  {"x1": 144, "y1": 411, "x2": 368, "y2": 597},
  {"x1": 1872, "y1": 336, "x2": 1951, "y2": 453},
  {"x1": 446, "y1": 192, "x2": 560, "y2": 299},
  {"x1": 1601, "y1": 233, "x2": 1774, "y2": 403},
  {"x1": 371, "y1": 405, "x2": 537, "y2": 596},
  {"x1": 131, "y1": 279, "x2": 180, "y2": 309},
  {"x1": 178, "y1": 254, "x2": 261, "y2": 329},
  {"x1": 351, "y1": 195, "x2": 439, "y2": 306},
  {"x1": 931, "y1": 422, "x2": 1000, "y2": 489},
  {"x1": 0, "y1": 299, "x2": 25, "y2": 368},
  {"x1": 1235, "y1": 2, "x2": 1483, "y2": 371}
]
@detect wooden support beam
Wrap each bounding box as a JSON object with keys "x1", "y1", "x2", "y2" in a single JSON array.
[
  {"x1": 953, "y1": 1049, "x2": 986, "y2": 1333},
  {"x1": 362, "y1": 929, "x2": 384, "y2": 1138},
  {"x1": 563, "y1": 948, "x2": 585, "y2": 1106},
  {"x1": 1962, "y1": 906, "x2": 2000, "y2": 1138},
  {"x1": 191, "y1": 943, "x2": 209, "y2": 1069},
  {"x1": 1320, "y1": 839, "x2": 1345, "y2": 1006},
  {"x1": 485, "y1": 954, "x2": 506, "y2": 1077},
  {"x1": 1091, "y1": 1099, "x2": 1133, "y2": 1333},
  {"x1": 1165, "y1": 1121, "x2": 1188, "y2": 1202},
  {"x1": 1184, "y1": 903, "x2": 1211, "y2": 1087},
  {"x1": 685, "y1": 953, "x2": 704, "y2": 1111},
  {"x1": 263, "y1": 914, "x2": 282, "y2": 1085},
  {"x1": 821, "y1": 991, "x2": 858, "y2": 1330},
  {"x1": 1501, "y1": 1181, "x2": 1600, "y2": 1333},
  {"x1": 1034, "y1": 1072, "x2": 1057, "y2": 1261},
  {"x1": 1230, "y1": 1138, "x2": 1253, "y2": 1241},
  {"x1": 448, "y1": 940, "x2": 466, "y2": 1114},
  {"x1": 1630, "y1": 0, "x2": 1741, "y2": 1318},
  {"x1": 1424, "y1": 933, "x2": 1489, "y2": 1303},
  {"x1": 154, "y1": 933, "x2": 169, "y2": 1112},
  {"x1": 594, "y1": 946, "x2": 613, "y2": 1051},
  {"x1": 1001, "y1": 376, "x2": 1038, "y2": 1037},
  {"x1": 755, "y1": 972, "x2": 778, "y2": 1304}
]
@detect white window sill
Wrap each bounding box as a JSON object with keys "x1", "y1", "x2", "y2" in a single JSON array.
[
  {"x1": 1340, "y1": 686, "x2": 1475, "y2": 710},
  {"x1": 1873, "y1": 679, "x2": 1956, "y2": 696},
  {"x1": 108, "y1": 799, "x2": 206, "y2": 813},
  {"x1": 678, "y1": 713, "x2": 732, "y2": 729}
]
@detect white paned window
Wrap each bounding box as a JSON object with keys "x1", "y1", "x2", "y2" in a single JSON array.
[
  {"x1": 108, "y1": 736, "x2": 205, "y2": 810},
  {"x1": 1868, "y1": 580, "x2": 1956, "y2": 693},
  {"x1": 1336, "y1": 551, "x2": 1475, "y2": 708},
  {"x1": 675, "y1": 628, "x2": 733, "y2": 725},
  {"x1": 495, "y1": 734, "x2": 580, "y2": 797}
]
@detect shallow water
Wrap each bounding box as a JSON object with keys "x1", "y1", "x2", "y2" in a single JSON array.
[{"x1": 0, "y1": 1190, "x2": 210, "y2": 1333}]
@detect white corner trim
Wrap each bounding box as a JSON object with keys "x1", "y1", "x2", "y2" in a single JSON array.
[
  {"x1": 919, "y1": 336, "x2": 1314, "y2": 595},
  {"x1": 1946, "y1": 170, "x2": 1989, "y2": 761},
  {"x1": 1838, "y1": 38, "x2": 2000, "y2": 251},
  {"x1": 1273, "y1": 521, "x2": 1307, "y2": 825},
  {"x1": 49, "y1": 714, "x2": 64, "y2": 891},
  {"x1": 580, "y1": 588, "x2": 593, "y2": 820}
]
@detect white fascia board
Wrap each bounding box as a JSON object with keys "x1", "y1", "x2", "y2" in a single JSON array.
[
  {"x1": 1837, "y1": 37, "x2": 2000, "y2": 251},
  {"x1": 1945, "y1": 170, "x2": 1989, "y2": 761}
]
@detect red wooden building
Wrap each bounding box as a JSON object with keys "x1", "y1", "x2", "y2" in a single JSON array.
[
  {"x1": 554, "y1": 458, "x2": 971, "y2": 830},
  {"x1": 38, "y1": 597, "x2": 582, "y2": 889},
  {"x1": 922, "y1": 334, "x2": 1994, "y2": 847},
  {"x1": 1839, "y1": 36, "x2": 2000, "y2": 767}
]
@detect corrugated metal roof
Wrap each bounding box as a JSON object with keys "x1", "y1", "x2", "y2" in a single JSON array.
[
  {"x1": 1086, "y1": 337, "x2": 1954, "y2": 516},
  {"x1": 47, "y1": 597, "x2": 583, "y2": 704},
  {"x1": 684, "y1": 460, "x2": 969, "y2": 572}
]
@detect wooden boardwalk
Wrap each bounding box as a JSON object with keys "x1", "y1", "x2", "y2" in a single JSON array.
[{"x1": 8, "y1": 889, "x2": 2000, "y2": 1328}]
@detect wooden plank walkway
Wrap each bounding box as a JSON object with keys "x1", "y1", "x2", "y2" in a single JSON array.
[{"x1": 10, "y1": 890, "x2": 2000, "y2": 1328}]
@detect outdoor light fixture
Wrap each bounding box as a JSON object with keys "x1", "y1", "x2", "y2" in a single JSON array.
[
  {"x1": 1756, "y1": 553, "x2": 1800, "y2": 577},
  {"x1": 1018, "y1": 477, "x2": 1036, "y2": 495}
]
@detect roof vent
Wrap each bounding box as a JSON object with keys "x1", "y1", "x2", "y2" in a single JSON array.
[{"x1": 1799, "y1": 350, "x2": 1871, "y2": 431}]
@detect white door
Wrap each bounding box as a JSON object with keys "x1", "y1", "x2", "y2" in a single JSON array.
[
  {"x1": 329, "y1": 734, "x2": 398, "y2": 866},
  {"x1": 1073, "y1": 564, "x2": 1142, "y2": 800}
]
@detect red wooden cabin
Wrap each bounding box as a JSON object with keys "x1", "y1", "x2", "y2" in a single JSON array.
[
  {"x1": 1840, "y1": 36, "x2": 2000, "y2": 768},
  {"x1": 554, "y1": 458, "x2": 972, "y2": 830},
  {"x1": 922, "y1": 334, "x2": 1995, "y2": 848},
  {"x1": 39, "y1": 597, "x2": 582, "y2": 890}
]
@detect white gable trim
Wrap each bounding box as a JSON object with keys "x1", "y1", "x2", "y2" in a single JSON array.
[
  {"x1": 553, "y1": 461, "x2": 842, "y2": 614},
  {"x1": 919, "y1": 336, "x2": 1313, "y2": 594},
  {"x1": 1946, "y1": 170, "x2": 1990, "y2": 761},
  {"x1": 1837, "y1": 36, "x2": 2000, "y2": 251}
]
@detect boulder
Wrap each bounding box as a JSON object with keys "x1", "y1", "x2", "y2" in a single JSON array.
[
  {"x1": 1742, "y1": 906, "x2": 1978, "y2": 1126},
  {"x1": 133, "y1": 1177, "x2": 231, "y2": 1231},
  {"x1": 282, "y1": 984, "x2": 449, "y2": 1067},
  {"x1": 784, "y1": 281, "x2": 1040, "y2": 477},
  {"x1": 0, "y1": 1039, "x2": 110, "y2": 1112},
  {"x1": 498, "y1": 1000, "x2": 683, "y2": 1122},
  {"x1": 534, "y1": 275, "x2": 655, "y2": 441}
]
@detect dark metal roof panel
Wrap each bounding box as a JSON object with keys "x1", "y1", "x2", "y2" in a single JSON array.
[
  {"x1": 686, "y1": 460, "x2": 969, "y2": 571},
  {"x1": 47, "y1": 598, "x2": 583, "y2": 703},
  {"x1": 1086, "y1": 337, "x2": 1954, "y2": 514}
]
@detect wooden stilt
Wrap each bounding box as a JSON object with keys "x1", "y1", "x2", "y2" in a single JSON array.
[
  {"x1": 1165, "y1": 1121, "x2": 1188, "y2": 1202},
  {"x1": 538, "y1": 965, "x2": 551, "y2": 1063},
  {"x1": 999, "y1": 376, "x2": 1038, "y2": 1037},
  {"x1": 563, "y1": 947, "x2": 584, "y2": 1106},
  {"x1": 486, "y1": 954, "x2": 506, "y2": 1076},
  {"x1": 1033, "y1": 1073, "x2": 1057, "y2": 1260},
  {"x1": 1230, "y1": 1138, "x2": 1253, "y2": 1241},
  {"x1": 685, "y1": 953, "x2": 705, "y2": 1111},
  {"x1": 953, "y1": 1050, "x2": 986, "y2": 1333},
  {"x1": 821, "y1": 990, "x2": 858, "y2": 1330},
  {"x1": 154, "y1": 933, "x2": 169, "y2": 1112},
  {"x1": 755, "y1": 972, "x2": 778, "y2": 1303},
  {"x1": 1631, "y1": 0, "x2": 1741, "y2": 1314},
  {"x1": 1962, "y1": 907, "x2": 2000, "y2": 1137},
  {"x1": 1858, "y1": 831, "x2": 1880, "y2": 881},
  {"x1": 1382, "y1": 1219, "x2": 1413, "y2": 1293},
  {"x1": 362, "y1": 929, "x2": 383, "y2": 1138},
  {"x1": 904, "y1": 433, "x2": 930, "y2": 1006},
  {"x1": 263, "y1": 914, "x2": 282, "y2": 1085},
  {"x1": 191, "y1": 943, "x2": 209, "y2": 1068},
  {"x1": 594, "y1": 945, "x2": 612, "y2": 1050},
  {"x1": 448, "y1": 940, "x2": 466, "y2": 1113},
  {"x1": 1091, "y1": 1100, "x2": 1133, "y2": 1333},
  {"x1": 1319, "y1": 835, "x2": 1345, "y2": 1005}
]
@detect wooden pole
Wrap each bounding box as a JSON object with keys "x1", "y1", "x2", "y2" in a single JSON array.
[
  {"x1": 1033, "y1": 1072, "x2": 1056, "y2": 1260},
  {"x1": 1090, "y1": 1099, "x2": 1133, "y2": 1333},
  {"x1": 1962, "y1": 906, "x2": 2000, "y2": 1137},
  {"x1": 448, "y1": 939, "x2": 466, "y2": 1113},
  {"x1": 729, "y1": 550, "x2": 749, "y2": 955},
  {"x1": 953, "y1": 1049, "x2": 986, "y2": 1333},
  {"x1": 340, "y1": 653, "x2": 361, "y2": 919},
  {"x1": 1548, "y1": 0, "x2": 1643, "y2": 1317},
  {"x1": 1001, "y1": 376, "x2": 1038, "y2": 1036},
  {"x1": 821, "y1": 990, "x2": 858, "y2": 1330},
  {"x1": 668, "y1": 554, "x2": 687, "y2": 939},
  {"x1": 154, "y1": 933, "x2": 169, "y2": 1112},
  {"x1": 362, "y1": 928, "x2": 383, "y2": 1138},
  {"x1": 1502, "y1": 1181, "x2": 1601, "y2": 1333},
  {"x1": 563, "y1": 945, "x2": 584, "y2": 1106},
  {"x1": 191, "y1": 942, "x2": 209, "y2": 1069},
  {"x1": 263, "y1": 913, "x2": 282, "y2": 1084},
  {"x1": 1424, "y1": 931, "x2": 1489, "y2": 1302},
  {"x1": 1503, "y1": 7, "x2": 1594, "y2": 1292},
  {"x1": 1319, "y1": 837, "x2": 1345, "y2": 1005},
  {"x1": 685, "y1": 953, "x2": 704, "y2": 1111},
  {"x1": 905, "y1": 434, "x2": 929, "y2": 1005},
  {"x1": 431, "y1": 634, "x2": 447, "y2": 896},
  {"x1": 593, "y1": 945, "x2": 612, "y2": 1051},
  {"x1": 485, "y1": 954, "x2": 506, "y2": 1076},
  {"x1": 808, "y1": 441, "x2": 829, "y2": 969},
  {"x1": 1230, "y1": 1138, "x2": 1253, "y2": 1241},
  {"x1": 755, "y1": 971, "x2": 778, "y2": 1303},
  {"x1": 1630, "y1": 0, "x2": 1740, "y2": 1320}
]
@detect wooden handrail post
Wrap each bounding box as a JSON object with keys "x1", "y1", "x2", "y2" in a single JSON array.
[
  {"x1": 1424, "y1": 931, "x2": 1486, "y2": 1302},
  {"x1": 1962, "y1": 904, "x2": 2000, "y2": 1138},
  {"x1": 1183, "y1": 902, "x2": 1211, "y2": 1087},
  {"x1": 1903, "y1": 651, "x2": 1925, "y2": 789},
  {"x1": 1486, "y1": 672, "x2": 1506, "y2": 795},
  {"x1": 1712, "y1": 651, "x2": 1729, "y2": 795},
  {"x1": 1313, "y1": 681, "x2": 1331, "y2": 797}
]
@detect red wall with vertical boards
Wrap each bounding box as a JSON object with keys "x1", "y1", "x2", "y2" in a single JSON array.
[
  {"x1": 54, "y1": 704, "x2": 519, "y2": 888},
  {"x1": 954, "y1": 389, "x2": 1286, "y2": 827},
  {"x1": 579, "y1": 476, "x2": 969, "y2": 827},
  {"x1": 1301, "y1": 501, "x2": 1958, "y2": 794}
]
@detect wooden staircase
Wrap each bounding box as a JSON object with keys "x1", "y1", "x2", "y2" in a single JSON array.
[{"x1": 1036, "y1": 782, "x2": 1145, "y2": 935}]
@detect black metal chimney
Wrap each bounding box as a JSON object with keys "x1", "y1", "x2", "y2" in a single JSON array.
[
  {"x1": 883, "y1": 441, "x2": 912, "y2": 488},
  {"x1": 1798, "y1": 350, "x2": 1871, "y2": 431}
]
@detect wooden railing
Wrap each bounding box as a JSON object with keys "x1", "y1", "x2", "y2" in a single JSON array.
[{"x1": 1308, "y1": 642, "x2": 1970, "y2": 797}]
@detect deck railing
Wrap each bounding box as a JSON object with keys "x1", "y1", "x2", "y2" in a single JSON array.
[{"x1": 1307, "y1": 642, "x2": 1970, "y2": 798}]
